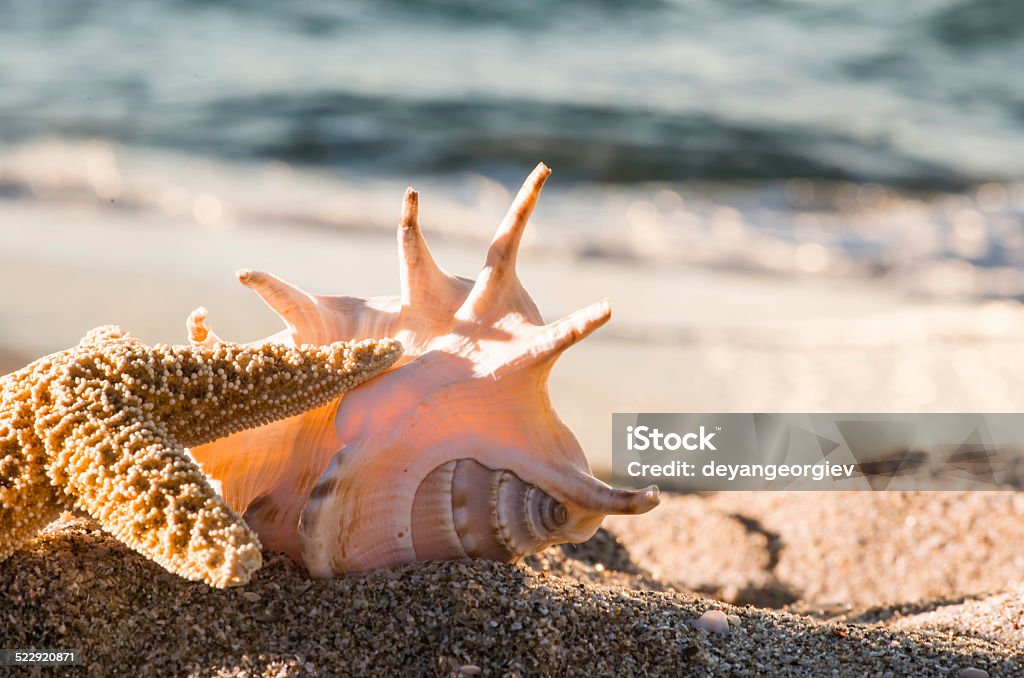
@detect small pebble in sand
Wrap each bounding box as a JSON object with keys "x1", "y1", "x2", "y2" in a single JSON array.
[
  {"x1": 459, "y1": 665, "x2": 482, "y2": 676},
  {"x1": 727, "y1": 614, "x2": 741, "y2": 627},
  {"x1": 691, "y1": 610, "x2": 731, "y2": 634},
  {"x1": 959, "y1": 669, "x2": 988, "y2": 678}
]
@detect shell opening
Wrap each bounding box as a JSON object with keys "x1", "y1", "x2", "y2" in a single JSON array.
[{"x1": 411, "y1": 458, "x2": 573, "y2": 563}]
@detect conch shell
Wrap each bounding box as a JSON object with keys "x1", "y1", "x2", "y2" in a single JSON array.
[{"x1": 188, "y1": 164, "x2": 660, "y2": 577}]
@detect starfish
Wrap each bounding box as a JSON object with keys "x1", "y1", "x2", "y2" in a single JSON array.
[{"x1": 0, "y1": 324, "x2": 401, "y2": 587}]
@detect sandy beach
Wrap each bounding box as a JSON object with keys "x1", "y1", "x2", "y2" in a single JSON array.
[
  {"x1": 2, "y1": 201, "x2": 1024, "y2": 675},
  {"x1": 1, "y1": 506, "x2": 1020, "y2": 676}
]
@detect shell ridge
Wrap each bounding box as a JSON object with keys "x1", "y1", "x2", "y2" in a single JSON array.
[{"x1": 411, "y1": 459, "x2": 466, "y2": 561}]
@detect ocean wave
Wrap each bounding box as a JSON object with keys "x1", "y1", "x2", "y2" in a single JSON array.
[
  {"x1": 2, "y1": 140, "x2": 1023, "y2": 302},
  {"x1": 1, "y1": 0, "x2": 1022, "y2": 188}
]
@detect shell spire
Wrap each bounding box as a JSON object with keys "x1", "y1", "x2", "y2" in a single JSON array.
[
  {"x1": 236, "y1": 269, "x2": 325, "y2": 342},
  {"x1": 399, "y1": 187, "x2": 450, "y2": 308},
  {"x1": 546, "y1": 298, "x2": 613, "y2": 353},
  {"x1": 456, "y1": 162, "x2": 549, "y2": 324},
  {"x1": 500, "y1": 298, "x2": 613, "y2": 376},
  {"x1": 485, "y1": 162, "x2": 550, "y2": 273},
  {"x1": 187, "y1": 164, "x2": 660, "y2": 576},
  {"x1": 187, "y1": 306, "x2": 222, "y2": 348}
]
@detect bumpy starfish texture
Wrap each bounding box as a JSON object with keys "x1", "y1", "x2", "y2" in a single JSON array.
[{"x1": 0, "y1": 325, "x2": 401, "y2": 587}]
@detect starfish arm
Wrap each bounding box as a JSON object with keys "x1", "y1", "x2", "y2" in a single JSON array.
[
  {"x1": 157, "y1": 340, "x2": 402, "y2": 447},
  {"x1": 45, "y1": 411, "x2": 262, "y2": 587},
  {"x1": 0, "y1": 368, "x2": 68, "y2": 563},
  {"x1": 0, "y1": 427, "x2": 63, "y2": 562},
  {"x1": 61, "y1": 338, "x2": 402, "y2": 449}
]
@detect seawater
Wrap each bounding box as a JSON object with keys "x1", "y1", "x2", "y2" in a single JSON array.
[{"x1": 0, "y1": 0, "x2": 1022, "y2": 297}]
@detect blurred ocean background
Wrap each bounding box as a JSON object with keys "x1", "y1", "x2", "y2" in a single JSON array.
[{"x1": 1, "y1": 0, "x2": 1023, "y2": 300}]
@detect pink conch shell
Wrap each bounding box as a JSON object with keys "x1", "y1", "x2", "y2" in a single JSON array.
[{"x1": 187, "y1": 164, "x2": 660, "y2": 577}]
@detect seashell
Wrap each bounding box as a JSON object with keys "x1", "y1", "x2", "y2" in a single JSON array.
[{"x1": 187, "y1": 163, "x2": 660, "y2": 577}]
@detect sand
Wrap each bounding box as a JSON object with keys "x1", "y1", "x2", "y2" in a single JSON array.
[
  {"x1": 1, "y1": 508, "x2": 1020, "y2": 677},
  {"x1": 605, "y1": 492, "x2": 1024, "y2": 610}
]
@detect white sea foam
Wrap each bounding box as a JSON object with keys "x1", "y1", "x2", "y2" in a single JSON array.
[{"x1": 1, "y1": 140, "x2": 1022, "y2": 301}]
